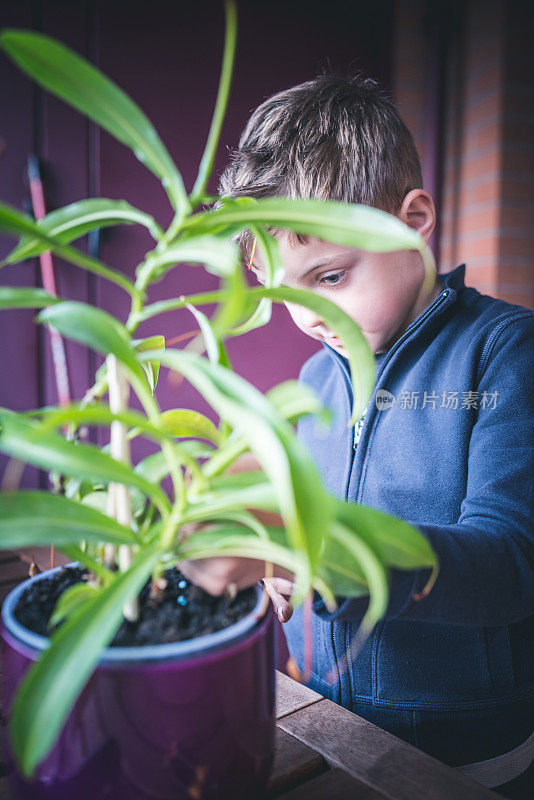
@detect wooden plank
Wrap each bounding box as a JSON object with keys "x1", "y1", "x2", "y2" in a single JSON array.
[
  {"x1": 275, "y1": 670, "x2": 323, "y2": 719},
  {"x1": 0, "y1": 554, "x2": 28, "y2": 606},
  {"x1": 265, "y1": 727, "x2": 328, "y2": 796},
  {"x1": 0, "y1": 581, "x2": 23, "y2": 605},
  {"x1": 0, "y1": 555, "x2": 20, "y2": 566},
  {"x1": 12, "y1": 547, "x2": 70, "y2": 570},
  {"x1": 0, "y1": 561, "x2": 29, "y2": 585},
  {"x1": 278, "y1": 699, "x2": 501, "y2": 800},
  {"x1": 274, "y1": 767, "x2": 387, "y2": 800}
]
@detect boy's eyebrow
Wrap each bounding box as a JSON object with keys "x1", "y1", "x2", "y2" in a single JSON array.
[{"x1": 249, "y1": 251, "x2": 355, "y2": 278}]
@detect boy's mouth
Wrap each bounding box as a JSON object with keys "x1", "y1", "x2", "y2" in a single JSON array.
[{"x1": 324, "y1": 335, "x2": 343, "y2": 346}]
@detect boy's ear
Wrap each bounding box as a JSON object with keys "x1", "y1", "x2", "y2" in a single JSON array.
[{"x1": 397, "y1": 189, "x2": 436, "y2": 244}]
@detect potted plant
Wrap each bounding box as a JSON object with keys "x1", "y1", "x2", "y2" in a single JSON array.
[{"x1": 0, "y1": 2, "x2": 438, "y2": 798}]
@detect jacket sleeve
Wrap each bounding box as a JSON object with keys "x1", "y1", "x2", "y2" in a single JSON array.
[{"x1": 313, "y1": 313, "x2": 534, "y2": 627}]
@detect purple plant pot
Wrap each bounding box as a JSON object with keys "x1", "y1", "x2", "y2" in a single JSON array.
[{"x1": 1, "y1": 565, "x2": 276, "y2": 800}]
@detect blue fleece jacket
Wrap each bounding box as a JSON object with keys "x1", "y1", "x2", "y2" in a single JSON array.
[{"x1": 283, "y1": 263, "x2": 534, "y2": 765}]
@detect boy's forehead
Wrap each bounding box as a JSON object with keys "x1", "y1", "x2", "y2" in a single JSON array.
[{"x1": 250, "y1": 232, "x2": 352, "y2": 270}]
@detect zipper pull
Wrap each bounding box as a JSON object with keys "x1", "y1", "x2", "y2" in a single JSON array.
[{"x1": 353, "y1": 403, "x2": 369, "y2": 449}]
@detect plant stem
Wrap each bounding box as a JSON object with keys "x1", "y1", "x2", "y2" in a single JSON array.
[{"x1": 130, "y1": 289, "x2": 232, "y2": 325}]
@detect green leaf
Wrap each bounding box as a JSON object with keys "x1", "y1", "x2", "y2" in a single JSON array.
[
  {"x1": 0, "y1": 491, "x2": 137, "y2": 549},
  {"x1": 266, "y1": 379, "x2": 332, "y2": 426},
  {"x1": 161, "y1": 409, "x2": 221, "y2": 444},
  {"x1": 37, "y1": 301, "x2": 145, "y2": 385},
  {"x1": 139, "y1": 234, "x2": 248, "y2": 337},
  {"x1": 0, "y1": 287, "x2": 61, "y2": 310},
  {"x1": 135, "y1": 441, "x2": 214, "y2": 487},
  {"x1": 226, "y1": 225, "x2": 285, "y2": 335},
  {"x1": 49, "y1": 582, "x2": 99, "y2": 628},
  {"x1": 0, "y1": 413, "x2": 169, "y2": 514},
  {"x1": 177, "y1": 523, "x2": 356, "y2": 611},
  {"x1": 177, "y1": 525, "x2": 302, "y2": 580},
  {"x1": 198, "y1": 380, "x2": 331, "y2": 480},
  {"x1": 185, "y1": 303, "x2": 220, "y2": 363},
  {"x1": 39, "y1": 402, "x2": 172, "y2": 444},
  {"x1": 210, "y1": 256, "x2": 249, "y2": 337},
  {"x1": 135, "y1": 450, "x2": 177, "y2": 486},
  {"x1": 185, "y1": 471, "x2": 280, "y2": 518},
  {"x1": 331, "y1": 497, "x2": 437, "y2": 570},
  {"x1": 176, "y1": 502, "x2": 369, "y2": 602},
  {"x1": 181, "y1": 196, "x2": 424, "y2": 252},
  {"x1": 198, "y1": 508, "x2": 272, "y2": 542},
  {"x1": 5, "y1": 199, "x2": 162, "y2": 264},
  {"x1": 9, "y1": 543, "x2": 162, "y2": 777},
  {"x1": 131, "y1": 288, "x2": 230, "y2": 325},
  {"x1": 133, "y1": 335, "x2": 165, "y2": 395},
  {"x1": 136, "y1": 234, "x2": 240, "y2": 288},
  {"x1": 225, "y1": 295, "x2": 272, "y2": 336},
  {"x1": 250, "y1": 224, "x2": 286, "y2": 286},
  {"x1": 130, "y1": 441, "x2": 213, "y2": 517},
  {"x1": 0, "y1": 200, "x2": 137, "y2": 297},
  {"x1": 183, "y1": 302, "x2": 233, "y2": 370},
  {"x1": 329, "y1": 520, "x2": 389, "y2": 639},
  {"x1": 0, "y1": 30, "x2": 189, "y2": 213},
  {"x1": 80, "y1": 488, "x2": 145, "y2": 520},
  {"x1": 141, "y1": 348, "x2": 331, "y2": 593},
  {"x1": 316, "y1": 534, "x2": 369, "y2": 597},
  {"x1": 56, "y1": 544, "x2": 114, "y2": 586},
  {"x1": 190, "y1": 0, "x2": 238, "y2": 205},
  {"x1": 136, "y1": 233, "x2": 248, "y2": 343},
  {"x1": 0, "y1": 200, "x2": 71, "y2": 251}
]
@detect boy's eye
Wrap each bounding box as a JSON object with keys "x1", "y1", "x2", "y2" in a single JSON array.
[{"x1": 318, "y1": 271, "x2": 347, "y2": 287}]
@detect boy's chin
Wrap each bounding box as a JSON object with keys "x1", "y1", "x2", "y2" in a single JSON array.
[{"x1": 327, "y1": 341, "x2": 348, "y2": 357}]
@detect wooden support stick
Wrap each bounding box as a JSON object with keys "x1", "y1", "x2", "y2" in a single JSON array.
[{"x1": 107, "y1": 354, "x2": 138, "y2": 621}]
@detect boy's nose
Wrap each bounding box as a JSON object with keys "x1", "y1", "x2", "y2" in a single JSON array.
[{"x1": 283, "y1": 299, "x2": 326, "y2": 337}]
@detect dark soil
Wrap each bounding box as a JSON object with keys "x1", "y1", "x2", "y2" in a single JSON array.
[{"x1": 13, "y1": 565, "x2": 258, "y2": 647}]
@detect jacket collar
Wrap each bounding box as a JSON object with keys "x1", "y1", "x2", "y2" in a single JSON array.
[
  {"x1": 321, "y1": 263, "x2": 467, "y2": 369},
  {"x1": 439, "y1": 262, "x2": 466, "y2": 293}
]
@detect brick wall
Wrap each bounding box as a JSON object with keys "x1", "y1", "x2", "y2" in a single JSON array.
[{"x1": 392, "y1": 0, "x2": 533, "y2": 309}]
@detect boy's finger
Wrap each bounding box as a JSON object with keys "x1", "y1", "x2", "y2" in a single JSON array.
[
  {"x1": 263, "y1": 577, "x2": 294, "y2": 597},
  {"x1": 262, "y1": 578, "x2": 294, "y2": 622}
]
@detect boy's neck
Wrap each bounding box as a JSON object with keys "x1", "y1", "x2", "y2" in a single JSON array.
[{"x1": 376, "y1": 273, "x2": 444, "y2": 355}]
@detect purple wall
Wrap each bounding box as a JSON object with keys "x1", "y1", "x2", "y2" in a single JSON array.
[{"x1": 0, "y1": 0, "x2": 393, "y2": 473}]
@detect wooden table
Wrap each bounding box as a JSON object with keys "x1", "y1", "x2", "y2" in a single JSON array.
[
  {"x1": 267, "y1": 671, "x2": 505, "y2": 799},
  {"x1": 0, "y1": 552, "x2": 504, "y2": 799}
]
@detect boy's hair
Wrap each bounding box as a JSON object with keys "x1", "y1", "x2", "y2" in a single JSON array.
[{"x1": 217, "y1": 73, "x2": 423, "y2": 259}]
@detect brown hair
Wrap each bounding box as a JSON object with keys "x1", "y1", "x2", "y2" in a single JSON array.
[{"x1": 216, "y1": 72, "x2": 422, "y2": 259}]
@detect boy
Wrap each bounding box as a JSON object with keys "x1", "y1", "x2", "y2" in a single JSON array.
[{"x1": 179, "y1": 74, "x2": 534, "y2": 795}]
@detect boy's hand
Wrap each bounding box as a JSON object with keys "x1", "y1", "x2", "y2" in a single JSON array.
[
  {"x1": 262, "y1": 576, "x2": 294, "y2": 622},
  {"x1": 178, "y1": 556, "x2": 294, "y2": 623},
  {"x1": 178, "y1": 554, "x2": 265, "y2": 596},
  {"x1": 179, "y1": 451, "x2": 295, "y2": 622}
]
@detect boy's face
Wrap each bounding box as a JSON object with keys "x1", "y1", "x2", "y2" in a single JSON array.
[{"x1": 248, "y1": 230, "x2": 442, "y2": 356}]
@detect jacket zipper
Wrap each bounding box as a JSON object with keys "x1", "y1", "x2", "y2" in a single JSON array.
[
  {"x1": 326, "y1": 287, "x2": 452, "y2": 699},
  {"x1": 360, "y1": 289, "x2": 451, "y2": 699}
]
